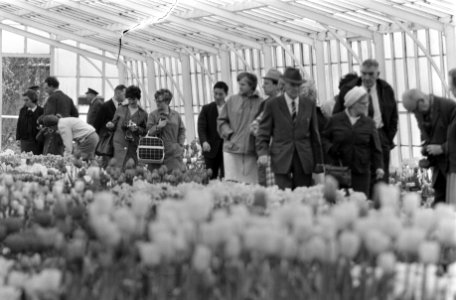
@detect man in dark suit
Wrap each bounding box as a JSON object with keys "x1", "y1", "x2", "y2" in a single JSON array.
[
  {"x1": 197, "y1": 81, "x2": 228, "y2": 179},
  {"x1": 93, "y1": 84, "x2": 126, "y2": 134},
  {"x1": 257, "y1": 67, "x2": 324, "y2": 189},
  {"x1": 43, "y1": 76, "x2": 79, "y2": 117},
  {"x1": 92, "y1": 84, "x2": 126, "y2": 166},
  {"x1": 333, "y1": 59, "x2": 398, "y2": 183},
  {"x1": 16, "y1": 90, "x2": 44, "y2": 154},
  {"x1": 86, "y1": 88, "x2": 103, "y2": 127},
  {"x1": 402, "y1": 89, "x2": 456, "y2": 204}
]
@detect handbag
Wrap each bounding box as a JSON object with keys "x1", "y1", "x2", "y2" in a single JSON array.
[
  {"x1": 323, "y1": 163, "x2": 351, "y2": 188},
  {"x1": 95, "y1": 131, "x2": 114, "y2": 157}
]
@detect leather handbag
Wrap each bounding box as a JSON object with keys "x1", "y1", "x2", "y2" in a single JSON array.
[
  {"x1": 323, "y1": 164, "x2": 351, "y2": 188},
  {"x1": 95, "y1": 131, "x2": 114, "y2": 157}
]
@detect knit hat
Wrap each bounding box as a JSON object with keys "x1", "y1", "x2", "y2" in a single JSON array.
[{"x1": 344, "y1": 86, "x2": 367, "y2": 108}]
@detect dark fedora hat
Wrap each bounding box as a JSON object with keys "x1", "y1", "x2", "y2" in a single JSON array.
[
  {"x1": 281, "y1": 67, "x2": 305, "y2": 85},
  {"x1": 85, "y1": 88, "x2": 98, "y2": 95}
]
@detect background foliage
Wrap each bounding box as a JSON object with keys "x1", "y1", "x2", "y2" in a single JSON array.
[{"x1": 2, "y1": 57, "x2": 50, "y2": 148}]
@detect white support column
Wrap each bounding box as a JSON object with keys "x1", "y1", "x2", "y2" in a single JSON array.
[
  {"x1": 117, "y1": 61, "x2": 127, "y2": 84},
  {"x1": 220, "y1": 50, "x2": 232, "y2": 93},
  {"x1": 146, "y1": 57, "x2": 157, "y2": 111},
  {"x1": 0, "y1": 29, "x2": 3, "y2": 149},
  {"x1": 444, "y1": 24, "x2": 456, "y2": 70},
  {"x1": 50, "y1": 45, "x2": 55, "y2": 76},
  {"x1": 314, "y1": 40, "x2": 327, "y2": 103},
  {"x1": 263, "y1": 44, "x2": 273, "y2": 72},
  {"x1": 373, "y1": 33, "x2": 386, "y2": 78},
  {"x1": 181, "y1": 54, "x2": 196, "y2": 142}
]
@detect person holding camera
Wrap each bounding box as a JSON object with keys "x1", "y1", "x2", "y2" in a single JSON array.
[
  {"x1": 402, "y1": 88, "x2": 456, "y2": 205},
  {"x1": 106, "y1": 85, "x2": 147, "y2": 169},
  {"x1": 147, "y1": 89, "x2": 186, "y2": 171}
]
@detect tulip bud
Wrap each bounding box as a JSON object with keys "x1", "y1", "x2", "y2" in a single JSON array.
[
  {"x1": 339, "y1": 231, "x2": 361, "y2": 258},
  {"x1": 137, "y1": 242, "x2": 161, "y2": 266},
  {"x1": 192, "y1": 245, "x2": 212, "y2": 272},
  {"x1": 364, "y1": 229, "x2": 390, "y2": 255},
  {"x1": 402, "y1": 192, "x2": 420, "y2": 215},
  {"x1": 418, "y1": 241, "x2": 440, "y2": 264},
  {"x1": 377, "y1": 252, "x2": 396, "y2": 273}
]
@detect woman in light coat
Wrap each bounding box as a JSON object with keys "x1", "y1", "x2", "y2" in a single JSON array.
[{"x1": 218, "y1": 72, "x2": 262, "y2": 184}]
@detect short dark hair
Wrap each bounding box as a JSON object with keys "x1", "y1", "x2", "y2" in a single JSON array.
[
  {"x1": 114, "y1": 84, "x2": 126, "y2": 92},
  {"x1": 213, "y1": 81, "x2": 229, "y2": 94},
  {"x1": 44, "y1": 76, "x2": 59, "y2": 88},
  {"x1": 154, "y1": 89, "x2": 173, "y2": 103},
  {"x1": 237, "y1": 72, "x2": 258, "y2": 91},
  {"x1": 125, "y1": 85, "x2": 141, "y2": 100},
  {"x1": 339, "y1": 72, "x2": 359, "y2": 90},
  {"x1": 22, "y1": 90, "x2": 38, "y2": 103}
]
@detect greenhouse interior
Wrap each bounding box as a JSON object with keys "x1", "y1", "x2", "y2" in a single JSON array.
[{"x1": 0, "y1": 0, "x2": 455, "y2": 299}]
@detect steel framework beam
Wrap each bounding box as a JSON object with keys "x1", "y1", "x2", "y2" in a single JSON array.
[
  {"x1": 0, "y1": 23, "x2": 118, "y2": 64},
  {"x1": 0, "y1": 10, "x2": 147, "y2": 61},
  {"x1": 361, "y1": 0, "x2": 445, "y2": 31},
  {"x1": 56, "y1": 0, "x2": 222, "y2": 53},
  {"x1": 11, "y1": 0, "x2": 179, "y2": 57},
  {"x1": 118, "y1": 0, "x2": 262, "y2": 50},
  {"x1": 260, "y1": 0, "x2": 373, "y2": 38},
  {"x1": 190, "y1": 0, "x2": 314, "y2": 46}
]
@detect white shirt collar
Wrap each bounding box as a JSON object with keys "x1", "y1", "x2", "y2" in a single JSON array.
[
  {"x1": 28, "y1": 106, "x2": 37, "y2": 112},
  {"x1": 345, "y1": 109, "x2": 360, "y2": 125},
  {"x1": 284, "y1": 92, "x2": 299, "y2": 114}
]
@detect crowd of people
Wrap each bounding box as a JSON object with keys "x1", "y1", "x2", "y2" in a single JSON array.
[{"x1": 14, "y1": 60, "x2": 456, "y2": 204}]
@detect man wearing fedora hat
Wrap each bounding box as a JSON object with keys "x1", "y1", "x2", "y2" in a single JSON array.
[
  {"x1": 251, "y1": 68, "x2": 282, "y2": 187},
  {"x1": 256, "y1": 67, "x2": 324, "y2": 189},
  {"x1": 86, "y1": 88, "x2": 103, "y2": 127}
]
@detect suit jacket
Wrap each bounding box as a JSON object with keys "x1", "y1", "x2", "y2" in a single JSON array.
[
  {"x1": 333, "y1": 78, "x2": 398, "y2": 148},
  {"x1": 93, "y1": 99, "x2": 116, "y2": 134},
  {"x1": 197, "y1": 102, "x2": 223, "y2": 159},
  {"x1": 43, "y1": 90, "x2": 79, "y2": 117},
  {"x1": 87, "y1": 98, "x2": 103, "y2": 127},
  {"x1": 322, "y1": 111, "x2": 383, "y2": 174},
  {"x1": 16, "y1": 106, "x2": 44, "y2": 141},
  {"x1": 415, "y1": 95, "x2": 456, "y2": 174},
  {"x1": 256, "y1": 95, "x2": 323, "y2": 174}
]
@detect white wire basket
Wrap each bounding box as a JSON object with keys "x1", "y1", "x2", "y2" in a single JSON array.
[{"x1": 137, "y1": 134, "x2": 165, "y2": 164}]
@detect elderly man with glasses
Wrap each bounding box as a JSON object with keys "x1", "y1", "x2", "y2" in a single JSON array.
[{"x1": 402, "y1": 88, "x2": 456, "y2": 205}]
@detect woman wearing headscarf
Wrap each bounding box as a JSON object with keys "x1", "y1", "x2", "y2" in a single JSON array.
[
  {"x1": 147, "y1": 89, "x2": 186, "y2": 171},
  {"x1": 218, "y1": 72, "x2": 262, "y2": 184},
  {"x1": 322, "y1": 86, "x2": 384, "y2": 196},
  {"x1": 106, "y1": 85, "x2": 148, "y2": 169}
]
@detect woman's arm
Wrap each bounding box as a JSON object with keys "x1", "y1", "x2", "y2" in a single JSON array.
[{"x1": 217, "y1": 99, "x2": 233, "y2": 140}]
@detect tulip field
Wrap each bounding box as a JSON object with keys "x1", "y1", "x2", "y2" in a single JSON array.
[{"x1": 0, "y1": 150, "x2": 454, "y2": 300}]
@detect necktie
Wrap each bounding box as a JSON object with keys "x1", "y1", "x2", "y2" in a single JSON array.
[
  {"x1": 367, "y1": 88, "x2": 374, "y2": 118},
  {"x1": 291, "y1": 99, "x2": 296, "y2": 123}
]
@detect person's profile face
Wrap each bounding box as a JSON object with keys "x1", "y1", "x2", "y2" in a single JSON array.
[
  {"x1": 262, "y1": 79, "x2": 276, "y2": 97},
  {"x1": 116, "y1": 89, "x2": 126, "y2": 102}
]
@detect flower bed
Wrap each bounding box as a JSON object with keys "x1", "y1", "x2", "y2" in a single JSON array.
[{"x1": 0, "y1": 151, "x2": 454, "y2": 300}]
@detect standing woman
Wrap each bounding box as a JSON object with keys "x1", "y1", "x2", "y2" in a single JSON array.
[
  {"x1": 147, "y1": 89, "x2": 186, "y2": 171},
  {"x1": 446, "y1": 68, "x2": 456, "y2": 206},
  {"x1": 106, "y1": 85, "x2": 148, "y2": 169},
  {"x1": 218, "y1": 72, "x2": 262, "y2": 184},
  {"x1": 322, "y1": 86, "x2": 384, "y2": 196}
]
